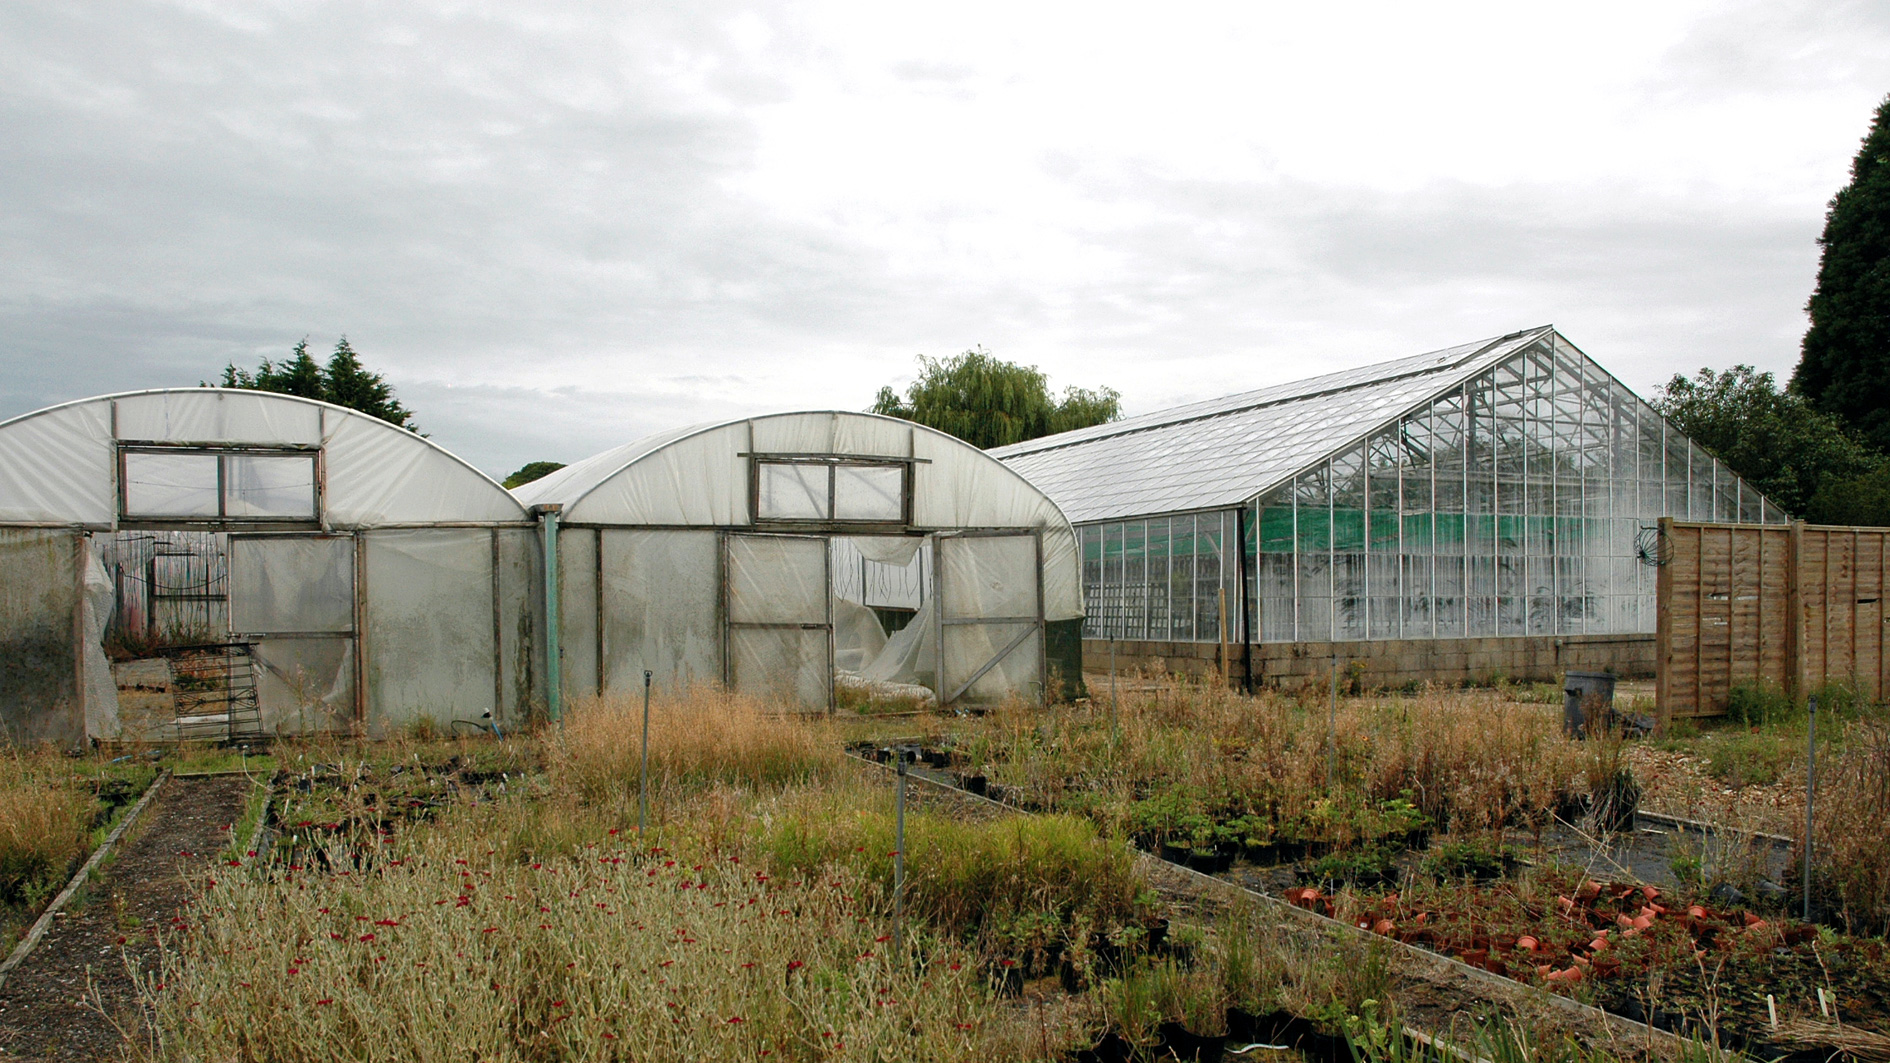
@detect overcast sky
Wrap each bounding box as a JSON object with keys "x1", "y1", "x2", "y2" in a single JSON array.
[{"x1": 2, "y1": 1, "x2": 1886, "y2": 478}]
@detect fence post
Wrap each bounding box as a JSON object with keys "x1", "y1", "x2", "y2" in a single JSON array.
[{"x1": 639, "y1": 670, "x2": 652, "y2": 840}]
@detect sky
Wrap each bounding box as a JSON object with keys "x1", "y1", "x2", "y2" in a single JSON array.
[{"x1": 1, "y1": 1, "x2": 1886, "y2": 480}]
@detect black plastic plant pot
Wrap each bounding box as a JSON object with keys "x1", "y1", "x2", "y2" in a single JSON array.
[
  {"x1": 956, "y1": 773, "x2": 987, "y2": 795},
  {"x1": 1159, "y1": 841, "x2": 1192, "y2": 863},
  {"x1": 1156, "y1": 1022, "x2": 1228, "y2": 1062}
]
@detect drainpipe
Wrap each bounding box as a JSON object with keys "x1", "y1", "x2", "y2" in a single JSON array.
[{"x1": 535, "y1": 504, "x2": 563, "y2": 726}]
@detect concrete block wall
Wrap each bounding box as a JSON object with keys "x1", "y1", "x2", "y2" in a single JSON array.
[{"x1": 1083, "y1": 634, "x2": 1656, "y2": 690}]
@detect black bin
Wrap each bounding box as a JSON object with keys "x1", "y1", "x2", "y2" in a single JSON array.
[{"x1": 1563, "y1": 671, "x2": 1617, "y2": 737}]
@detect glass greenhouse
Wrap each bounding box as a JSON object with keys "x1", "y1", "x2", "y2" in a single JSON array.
[{"x1": 993, "y1": 327, "x2": 1785, "y2": 651}]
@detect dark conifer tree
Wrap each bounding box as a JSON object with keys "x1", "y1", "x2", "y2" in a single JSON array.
[{"x1": 1797, "y1": 94, "x2": 1890, "y2": 452}]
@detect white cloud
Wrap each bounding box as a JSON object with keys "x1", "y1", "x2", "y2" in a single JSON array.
[{"x1": 0, "y1": 0, "x2": 1884, "y2": 476}]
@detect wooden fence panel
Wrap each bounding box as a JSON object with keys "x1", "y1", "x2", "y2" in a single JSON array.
[{"x1": 1658, "y1": 519, "x2": 1890, "y2": 717}]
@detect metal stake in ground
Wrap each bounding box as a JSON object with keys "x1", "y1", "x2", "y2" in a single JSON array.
[
  {"x1": 1805, "y1": 693, "x2": 1817, "y2": 923},
  {"x1": 639, "y1": 670, "x2": 653, "y2": 840},
  {"x1": 1328, "y1": 655, "x2": 1338, "y2": 791},
  {"x1": 893, "y1": 751, "x2": 908, "y2": 949},
  {"x1": 1109, "y1": 636, "x2": 1118, "y2": 739}
]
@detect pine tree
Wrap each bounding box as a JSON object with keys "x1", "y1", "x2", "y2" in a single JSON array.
[
  {"x1": 216, "y1": 337, "x2": 418, "y2": 431},
  {"x1": 870, "y1": 348, "x2": 1120, "y2": 450},
  {"x1": 1796, "y1": 94, "x2": 1890, "y2": 452}
]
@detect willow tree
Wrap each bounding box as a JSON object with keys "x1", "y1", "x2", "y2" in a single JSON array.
[{"x1": 870, "y1": 348, "x2": 1120, "y2": 450}]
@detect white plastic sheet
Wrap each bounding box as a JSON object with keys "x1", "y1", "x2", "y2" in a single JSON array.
[
  {"x1": 727, "y1": 535, "x2": 827, "y2": 626},
  {"x1": 730, "y1": 627, "x2": 829, "y2": 709},
  {"x1": 363, "y1": 529, "x2": 497, "y2": 735},
  {"x1": 81, "y1": 537, "x2": 121, "y2": 740},
  {"x1": 229, "y1": 536, "x2": 354, "y2": 634},
  {"x1": 599, "y1": 529, "x2": 719, "y2": 693},
  {"x1": 0, "y1": 390, "x2": 526, "y2": 528},
  {"x1": 123, "y1": 451, "x2": 220, "y2": 518},
  {"x1": 254, "y1": 637, "x2": 354, "y2": 734},
  {"x1": 832, "y1": 595, "x2": 888, "y2": 673}
]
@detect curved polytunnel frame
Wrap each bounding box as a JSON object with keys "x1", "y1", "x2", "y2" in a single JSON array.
[
  {"x1": 513, "y1": 411, "x2": 1085, "y2": 713},
  {"x1": 0, "y1": 389, "x2": 542, "y2": 747}
]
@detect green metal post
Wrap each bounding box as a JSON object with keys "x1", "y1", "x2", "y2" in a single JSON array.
[{"x1": 540, "y1": 505, "x2": 563, "y2": 727}]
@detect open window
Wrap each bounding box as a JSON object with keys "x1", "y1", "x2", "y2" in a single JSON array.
[
  {"x1": 754, "y1": 459, "x2": 906, "y2": 524},
  {"x1": 120, "y1": 447, "x2": 319, "y2": 523}
]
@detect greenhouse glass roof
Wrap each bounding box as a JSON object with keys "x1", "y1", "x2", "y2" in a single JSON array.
[{"x1": 990, "y1": 327, "x2": 1553, "y2": 524}]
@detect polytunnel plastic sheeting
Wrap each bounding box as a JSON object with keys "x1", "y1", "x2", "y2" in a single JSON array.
[
  {"x1": 861, "y1": 605, "x2": 937, "y2": 690},
  {"x1": 939, "y1": 535, "x2": 1039, "y2": 620},
  {"x1": 726, "y1": 535, "x2": 827, "y2": 626},
  {"x1": 254, "y1": 638, "x2": 354, "y2": 734},
  {"x1": 910, "y1": 430, "x2": 1080, "y2": 621},
  {"x1": 833, "y1": 596, "x2": 889, "y2": 674},
  {"x1": 730, "y1": 627, "x2": 829, "y2": 709},
  {"x1": 81, "y1": 539, "x2": 121, "y2": 740},
  {"x1": 0, "y1": 401, "x2": 115, "y2": 525},
  {"x1": 0, "y1": 528, "x2": 84, "y2": 746},
  {"x1": 363, "y1": 529, "x2": 497, "y2": 735},
  {"x1": 517, "y1": 422, "x2": 750, "y2": 526},
  {"x1": 228, "y1": 536, "x2": 354, "y2": 635},
  {"x1": 599, "y1": 529, "x2": 720, "y2": 694},
  {"x1": 943, "y1": 622, "x2": 1041, "y2": 703},
  {"x1": 322, "y1": 411, "x2": 527, "y2": 526},
  {"x1": 114, "y1": 390, "x2": 324, "y2": 446},
  {"x1": 0, "y1": 390, "x2": 526, "y2": 527},
  {"x1": 495, "y1": 528, "x2": 544, "y2": 724}
]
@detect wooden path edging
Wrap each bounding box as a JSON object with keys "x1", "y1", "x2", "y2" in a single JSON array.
[{"x1": 0, "y1": 769, "x2": 171, "y2": 994}]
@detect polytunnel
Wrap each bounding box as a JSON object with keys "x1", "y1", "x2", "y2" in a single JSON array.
[
  {"x1": 0, "y1": 389, "x2": 542, "y2": 746},
  {"x1": 512, "y1": 411, "x2": 1085, "y2": 712}
]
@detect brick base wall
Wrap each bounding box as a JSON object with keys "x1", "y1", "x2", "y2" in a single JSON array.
[{"x1": 1083, "y1": 634, "x2": 1656, "y2": 690}]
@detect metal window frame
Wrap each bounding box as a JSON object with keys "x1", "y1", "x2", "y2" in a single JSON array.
[{"x1": 118, "y1": 442, "x2": 323, "y2": 527}]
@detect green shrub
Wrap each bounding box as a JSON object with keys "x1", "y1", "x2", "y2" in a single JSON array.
[
  {"x1": 1705, "y1": 732, "x2": 1794, "y2": 787},
  {"x1": 1727, "y1": 681, "x2": 1797, "y2": 728},
  {"x1": 1417, "y1": 837, "x2": 1518, "y2": 881}
]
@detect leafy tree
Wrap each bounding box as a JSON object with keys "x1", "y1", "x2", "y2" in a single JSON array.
[
  {"x1": 1654, "y1": 364, "x2": 1889, "y2": 523},
  {"x1": 502, "y1": 461, "x2": 566, "y2": 489},
  {"x1": 218, "y1": 337, "x2": 419, "y2": 431},
  {"x1": 1797, "y1": 94, "x2": 1890, "y2": 452},
  {"x1": 870, "y1": 347, "x2": 1121, "y2": 450}
]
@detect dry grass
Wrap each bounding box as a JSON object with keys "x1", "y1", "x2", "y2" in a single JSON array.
[
  {"x1": 137, "y1": 807, "x2": 1000, "y2": 1063},
  {"x1": 136, "y1": 688, "x2": 1128, "y2": 1061},
  {"x1": 964, "y1": 677, "x2": 1587, "y2": 843},
  {"x1": 1814, "y1": 718, "x2": 1890, "y2": 934},
  {"x1": 0, "y1": 749, "x2": 87, "y2": 910},
  {"x1": 555, "y1": 686, "x2": 842, "y2": 808}
]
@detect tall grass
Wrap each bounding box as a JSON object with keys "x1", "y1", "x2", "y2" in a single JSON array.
[
  {"x1": 138, "y1": 809, "x2": 1000, "y2": 1063},
  {"x1": 1814, "y1": 718, "x2": 1890, "y2": 934},
  {"x1": 757, "y1": 801, "x2": 1153, "y2": 968},
  {"x1": 0, "y1": 749, "x2": 89, "y2": 910},
  {"x1": 968, "y1": 677, "x2": 1586, "y2": 844},
  {"x1": 555, "y1": 686, "x2": 842, "y2": 806}
]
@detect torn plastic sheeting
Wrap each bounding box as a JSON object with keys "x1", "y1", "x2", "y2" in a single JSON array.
[{"x1": 81, "y1": 536, "x2": 121, "y2": 740}]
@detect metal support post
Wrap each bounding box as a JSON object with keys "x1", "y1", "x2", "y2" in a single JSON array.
[
  {"x1": 1328, "y1": 654, "x2": 1338, "y2": 791},
  {"x1": 539, "y1": 505, "x2": 563, "y2": 727},
  {"x1": 639, "y1": 669, "x2": 652, "y2": 840},
  {"x1": 893, "y1": 752, "x2": 908, "y2": 949}
]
